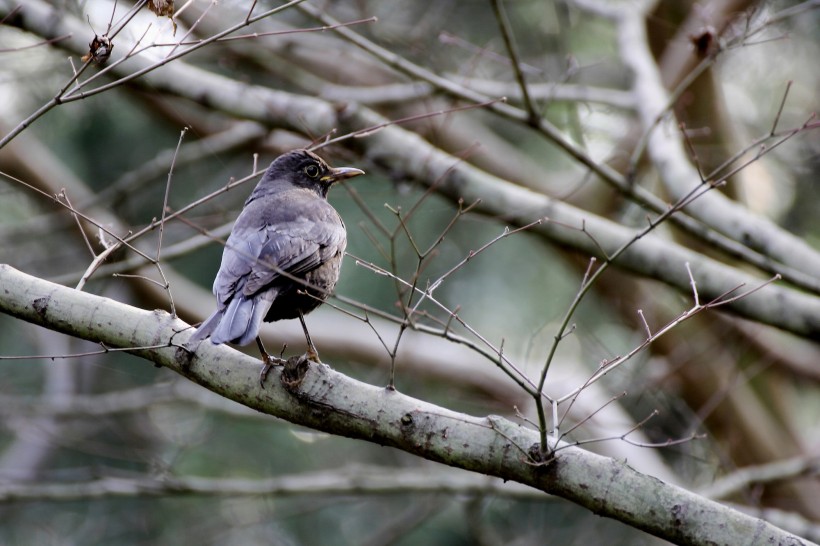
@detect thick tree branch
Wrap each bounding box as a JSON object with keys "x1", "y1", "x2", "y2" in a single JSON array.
[
  {"x1": 0, "y1": 265, "x2": 812, "y2": 546},
  {"x1": 613, "y1": 6, "x2": 820, "y2": 276}
]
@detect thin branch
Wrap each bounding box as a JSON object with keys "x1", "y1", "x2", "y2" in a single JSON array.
[
  {"x1": 75, "y1": 239, "x2": 124, "y2": 291},
  {"x1": 0, "y1": 0, "x2": 150, "y2": 149},
  {"x1": 699, "y1": 455, "x2": 820, "y2": 500},
  {"x1": 554, "y1": 274, "x2": 782, "y2": 405},
  {"x1": 153, "y1": 127, "x2": 191, "y2": 316},
  {"x1": 489, "y1": 0, "x2": 540, "y2": 124},
  {"x1": 0, "y1": 33, "x2": 72, "y2": 52},
  {"x1": 555, "y1": 391, "x2": 628, "y2": 444},
  {"x1": 342, "y1": 256, "x2": 541, "y2": 397},
  {"x1": 0, "y1": 0, "x2": 304, "y2": 149},
  {"x1": 0, "y1": 170, "x2": 155, "y2": 265},
  {"x1": 0, "y1": 342, "x2": 172, "y2": 361},
  {"x1": 152, "y1": 17, "x2": 378, "y2": 46},
  {"x1": 0, "y1": 466, "x2": 544, "y2": 503},
  {"x1": 770, "y1": 80, "x2": 793, "y2": 136},
  {"x1": 318, "y1": 97, "x2": 507, "y2": 147},
  {"x1": 58, "y1": 190, "x2": 95, "y2": 258},
  {"x1": 685, "y1": 262, "x2": 699, "y2": 307}
]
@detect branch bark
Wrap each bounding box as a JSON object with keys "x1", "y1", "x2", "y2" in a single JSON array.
[{"x1": 0, "y1": 264, "x2": 812, "y2": 546}]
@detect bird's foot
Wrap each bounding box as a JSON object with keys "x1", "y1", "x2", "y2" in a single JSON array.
[
  {"x1": 259, "y1": 353, "x2": 287, "y2": 388},
  {"x1": 259, "y1": 361, "x2": 271, "y2": 388},
  {"x1": 258, "y1": 340, "x2": 290, "y2": 388},
  {"x1": 305, "y1": 346, "x2": 321, "y2": 364},
  {"x1": 298, "y1": 312, "x2": 322, "y2": 364}
]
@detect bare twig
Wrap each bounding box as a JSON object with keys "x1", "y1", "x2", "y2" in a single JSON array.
[
  {"x1": 58, "y1": 190, "x2": 95, "y2": 258},
  {"x1": 489, "y1": 0, "x2": 540, "y2": 124},
  {"x1": 0, "y1": 0, "x2": 303, "y2": 149},
  {"x1": 554, "y1": 274, "x2": 782, "y2": 406},
  {"x1": 152, "y1": 127, "x2": 190, "y2": 316}
]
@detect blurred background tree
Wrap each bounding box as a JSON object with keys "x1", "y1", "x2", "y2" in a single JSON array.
[{"x1": 0, "y1": 0, "x2": 818, "y2": 544}]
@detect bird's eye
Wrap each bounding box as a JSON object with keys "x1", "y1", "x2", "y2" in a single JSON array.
[{"x1": 304, "y1": 164, "x2": 321, "y2": 178}]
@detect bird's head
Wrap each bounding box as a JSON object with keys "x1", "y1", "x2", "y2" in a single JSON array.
[{"x1": 256, "y1": 149, "x2": 365, "y2": 199}]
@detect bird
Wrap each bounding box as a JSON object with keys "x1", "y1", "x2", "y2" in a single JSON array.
[{"x1": 185, "y1": 149, "x2": 364, "y2": 383}]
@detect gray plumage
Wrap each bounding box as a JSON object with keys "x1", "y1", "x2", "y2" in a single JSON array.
[{"x1": 188, "y1": 149, "x2": 363, "y2": 349}]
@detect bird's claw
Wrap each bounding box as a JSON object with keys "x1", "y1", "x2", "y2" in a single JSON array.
[
  {"x1": 259, "y1": 354, "x2": 286, "y2": 388},
  {"x1": 305, "y1": 347, "x2": 321, "y2": 364},
  {"x1": 259, "y1": 362, "x2": 271, "y2": 388}
]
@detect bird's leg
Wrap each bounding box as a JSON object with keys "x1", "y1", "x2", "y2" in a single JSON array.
[
  {"x1": 256, "y1": 337, "x2": 286, "y2": 387},
  {"x1": 298, "y1": 311, "x2": 321, "y2": 363}
]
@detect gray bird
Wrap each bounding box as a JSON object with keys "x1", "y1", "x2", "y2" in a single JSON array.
[{"x1": 186, "y1": 149, "x2": 364, "y2": 379}]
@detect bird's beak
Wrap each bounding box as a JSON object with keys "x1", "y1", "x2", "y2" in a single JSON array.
[{"x1": 322, "y1": 166, "x2": 365, "y2": 183}]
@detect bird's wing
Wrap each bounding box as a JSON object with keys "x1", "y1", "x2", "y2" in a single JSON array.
[
  {"x1": 212, "y1": 217, "x2": 345, "y2": 306},
  {"x1": 243, "y1": 218, "x2": 346, "y2": 295}
]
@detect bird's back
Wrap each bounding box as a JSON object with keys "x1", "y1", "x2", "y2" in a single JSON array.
[{"x1": 218, "y1": 186, "x2": 346, "y2": 322}]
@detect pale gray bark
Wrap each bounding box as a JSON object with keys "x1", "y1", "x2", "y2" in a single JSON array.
[{"x1": 0, "y1": 264, "x2": 812, "y2": 546}]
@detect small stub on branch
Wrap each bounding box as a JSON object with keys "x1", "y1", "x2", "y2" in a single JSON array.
[
  {"x1": 281, "y1": 355, "x2": 311, "y2": 391},
  {"x1": 82, "y1": 35, "x2": 113, "y2": 64}
]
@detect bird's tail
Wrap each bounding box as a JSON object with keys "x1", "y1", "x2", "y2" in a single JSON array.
[
  {"x1": 209, "y1": 291, "x2": 276, "y2": 346},
  {"x1": 185, "y1": 308, "x2": 223, "y2": 350}
]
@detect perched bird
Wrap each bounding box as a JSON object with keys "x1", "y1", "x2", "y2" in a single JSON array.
[{"x1": 186, "y1": 149, "x2": 364, "y2": 380}]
